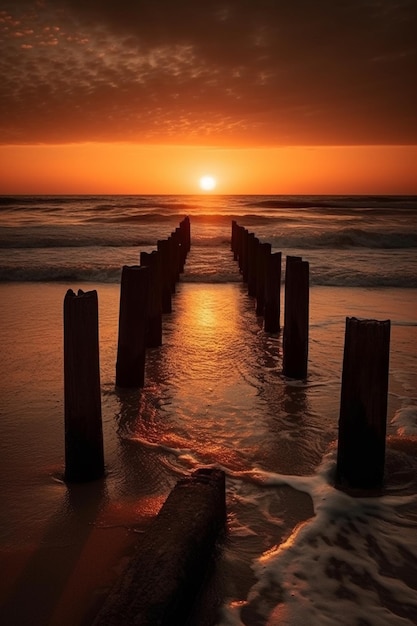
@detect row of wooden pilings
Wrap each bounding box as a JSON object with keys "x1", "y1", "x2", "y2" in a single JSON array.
[
  {"x1": 231, "y1": 220, "x2": 391, "y2": 492},
  {"x1": 231, "y1": 220, "x2": 309, "y2": 379},
  {"x1": 64, "y1": 216, "x2": 227, "y2": 625},
  {"x1": 62, "y1": 215, "x2": 392, "y2": 623},
  {"x1": 63, "y1": 216, "x2": 190, "y2": 483}
]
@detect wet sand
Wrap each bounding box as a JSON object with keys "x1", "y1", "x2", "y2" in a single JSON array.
[{"x1": 0, "y1": 281, "x2": 416, "y2": 625}]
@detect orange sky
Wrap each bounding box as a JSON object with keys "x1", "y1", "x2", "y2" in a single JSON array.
[
  {"x1": 1, "y1": 143, "x2": 417, "y2": 195},
  {"x1": 1, "y1": 1, "x2": 416, "y2": 194}
]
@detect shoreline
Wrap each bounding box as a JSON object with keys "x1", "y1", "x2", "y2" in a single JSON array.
[{"x1": 1, "y1": 281, "x2": 416, "y2": 625}]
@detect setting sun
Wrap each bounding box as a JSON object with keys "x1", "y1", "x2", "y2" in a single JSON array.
[{"x1": 199, "y1": 175, "x2": 217, "y2": 191}]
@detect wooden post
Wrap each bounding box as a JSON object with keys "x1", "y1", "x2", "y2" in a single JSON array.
[
  {"x1": 241, "y1": 228, "x2": 249, "y2": 282},
  {"x1": 116, "y1": 265, "x2": 150, "y2": 388},
  {"x1": 168, "y1": 234, "x2": 178, "y2": 293},
  {"x1": 64, "y1": 289, "x2": 104, "y2": 482},
  {"x1": 336, "y1": 317, "x2": 391, "y2": 491},
  {"x1": 282, "y1": 256, "x2": 309, "y2": 379},
  {"x1": 185, "y1": 215, "x2": 191, "y2": 253},
  {"x1": 140, "y1": 250, "x2": 162, "y2": 348},
  {"x1": 179, "y1": 216, "x2": 191, "y2": 261},
  {"x1": 264, "y1": 251, "x2": 282, "y2": 333},
  {"x1": 157, "y1": 239, "x2": 172, "y2": 313},
  {"x1": 231, "y1": 220, "x2": 237, "y2": 258},
  {"x1": 247, "y1": 234, "x2": 259, "y2": 297},
  {"x1": 256, "y1": 242, "x2": 271, "y2": 316}
]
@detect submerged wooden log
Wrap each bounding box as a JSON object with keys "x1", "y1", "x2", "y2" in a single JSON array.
[
  {"x1": 264, "y1": 251, "x2": 282, "y2": 333},
  {"x1": 336, "y1": 317, "x2": 391, "y2": 491},
  {"x1": 282, "y1": 256, "x2": 309, "y2": 379},
  {"x1": 64, "y1": 289, "x2": 104, "y2": 482},
  {"x1": 115, "y1": 265, "x2": 150, "y2": 388},
  {"x1": 93, "y1": 468, "x2": 226, "y2": 626}
]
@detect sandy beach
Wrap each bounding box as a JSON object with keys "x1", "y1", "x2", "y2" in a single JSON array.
[
  {"x1": 2, "y1": 0, "x2": 416, "y2": 616},
  {"x1": 1, "y1": 278, "x2": 416, "y2": 624}
]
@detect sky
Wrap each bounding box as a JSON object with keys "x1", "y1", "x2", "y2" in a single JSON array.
[{"x1": 0, "y1": 0, "x2": 416, "y2": 194}]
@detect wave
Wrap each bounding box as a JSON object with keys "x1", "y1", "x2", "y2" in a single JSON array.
[
  {"x1": 0, "y1": 264, "x2": 123, "y2": 283},
  {"x1": 242, "y1": 195, "x2": 417, "y2": 210},
  {"x1": 0, "y1": 235, "x2": 158, "y2": 248},
  {"x1": 84, "y1": 212, "x2": 190, "y2": 224},
  {"x1": 2, "y1": 226, "x2": 415, "y2": 250},
  {"x1": 1, "y1": 263, "x2": 416, "y2": 287},
  {"x1": 266, "y1": 228, "x2": 417, "y2": 250}
]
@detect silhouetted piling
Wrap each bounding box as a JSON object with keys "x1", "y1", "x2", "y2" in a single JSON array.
[
  {"x1": 256, "y1": 242, "x2": 271, "y2": 316},
  {"x1": 179, "y1": 216, "x2": 191, "y2": 263},
  {"x1": 64, "y1": 289, "x2": 104, "y2": 482},
  {"x1": 174, "y1": 227, "x2": 185, "y2": 273},
  {"x1": 116, "y1": 265, "x2": 150, "y2": 388},
  {"x1": 282, "y1": 256, "x2": 309, "y2": 379},
  {"x1": 231, "y1": 220, "x2": 238, "y2": 259},
  {"x1": 157, "y1": 239, "x2": 172, "y2": 313},
  {"x1": 168, "y1": 234, "x2": 179, "y2": 292},
  {"x1": 247, "y1": 234, "x2": 259, "y2": 297},
  {"x1": 264, "y1": 251, "x2": 282, "y2": 333},
  {"x1": 140, "y1": 250, "x2": 162, "y2": 347},
  {"x1": 336, "y1": 317, "x2": 391, "y2": 491},
  {"x1": 93, "y1": 468, "x2": 226, "y2": 626},
  {"x1": 241, "y1": 228, "x2": 249, "y2": 281},
  {"x1": 236, "y1": 225, "x2": 245, "y2": 271}
]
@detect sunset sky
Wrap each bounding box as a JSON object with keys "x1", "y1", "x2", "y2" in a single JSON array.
[{"x1": 0, "y1": 0, "x2": 416, "y2": 194}]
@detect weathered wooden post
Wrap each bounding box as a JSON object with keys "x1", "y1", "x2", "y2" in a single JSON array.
[
  {"x1": 157, "y1": 239, "x2": 172, "y2": 313},
  {"x1": 185, "y1": 215, "x2": 191, "y2": 254},
  {"x1": 168, "y1": 234, "x2": 179, "y2": 292},
  {"x1": 116, "y1": 265, "x2": 150, "y2": 388},
  {"x1": 64, "y1": 289, "x2": 104, "y2": 482},
  {"x1": 264, "y1": 251, "x2": 282, "y2": 333},
  {"x1": 236, "y1": 224, "x2": 243, "y2": 270},
  {"x1": 256, "y1": 242, "x2": 271, "y2": 316},
  {"x1": 247, "y1": 233, "x2": 259, "y2": 297},
  {"x1": 241, "y1": 228, "x2": 249, "y2": 282},
  {"x1": 282, "y1": 256, "x2": 309, "y2": 379},
  {"x1": 336, "y1": 317, "x2": 391, "y2": 491},
  {"x1": 140, "y1": 250, "x2": 162, "y2": 347},
  {"x1": 231, "y1": 220, "x2": 237, "y2": 258},
  {"x1": 179, "y1": 216, "x2": 191, "y2": 261}
]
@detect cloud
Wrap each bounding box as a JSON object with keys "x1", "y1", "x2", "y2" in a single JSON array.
[{"x1": 0, "y1": 0, "x2": 416, "y2": 145}]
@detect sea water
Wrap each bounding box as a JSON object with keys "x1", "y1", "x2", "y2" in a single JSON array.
[
  {"x1": 0, "y1": 195, "x2": 417, "y2": 625},
  {"x1": 1, "y1": 194, "x2": 416, "y2": 286}
]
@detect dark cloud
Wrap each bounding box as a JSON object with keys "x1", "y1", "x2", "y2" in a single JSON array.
[{"x1": 0, "y1": 0, "x2": 416, "y2": 144}]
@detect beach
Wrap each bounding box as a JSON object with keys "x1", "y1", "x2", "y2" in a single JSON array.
[{"x1": 1, "y1": 195, "x2": 417, "y2": 625}]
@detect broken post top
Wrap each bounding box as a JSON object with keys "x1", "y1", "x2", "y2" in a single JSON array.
[
  {"x1": 346, "y1": 316, "x2": 391, "y2": 327},
  {"x1": 65, "y1": 288, "x2": 98, "y2": 299}
]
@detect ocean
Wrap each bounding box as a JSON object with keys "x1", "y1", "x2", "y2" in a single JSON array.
[{"x1": 1, "y1": 194, "x2": 417, "y2": 625}]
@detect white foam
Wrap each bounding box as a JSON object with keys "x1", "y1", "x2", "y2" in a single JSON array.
[
  {"x1": 219, "y1": 451, "x2": 417, "y2": 625},
  {"x1": 391, "y1": 404, "x2": 417, "y2": 437}
]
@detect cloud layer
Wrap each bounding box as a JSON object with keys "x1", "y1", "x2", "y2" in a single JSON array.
[{"x1": 1, "y1": 0, "x2": 416, "y2": 145}]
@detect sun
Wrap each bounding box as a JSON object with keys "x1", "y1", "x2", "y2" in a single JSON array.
[{"x1": 199, "y1": 175, "x2": 217, "y2": 191}]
